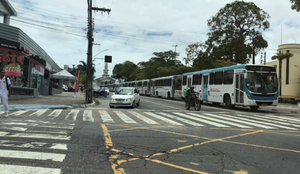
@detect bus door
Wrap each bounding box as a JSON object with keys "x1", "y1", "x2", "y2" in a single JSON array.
[
  {"x1": 235, "y1": 73, "x2": 245, "y2": 105},
  {"x1": 172, "y1": 78, "x2": 175, "y2": 97},
  {"x1": 202, "y1": 75, "x2": 208, "y2": 101},
  {"x1": 187, "y1": 77, "x2": 191, "y2": 87}
]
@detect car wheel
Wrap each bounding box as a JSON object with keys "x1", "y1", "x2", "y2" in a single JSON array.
[
  {"x1": 136, "y1": 100, "x2": 140, "y2": 107},
  {"x1": 109, "y1": 105, "x2": 114, "y2": 108},
  {"x1": 131, "y1": 100, "x2": 135, "y2": 109}
]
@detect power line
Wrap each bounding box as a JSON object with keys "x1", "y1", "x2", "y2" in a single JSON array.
[{"x1": 11, "y1": 18, "x2": 86, "y2": 38}]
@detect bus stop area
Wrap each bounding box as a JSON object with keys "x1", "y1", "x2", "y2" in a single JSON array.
[{"x1": 4, "y1": 91, "x2": 93, "y2": 111}]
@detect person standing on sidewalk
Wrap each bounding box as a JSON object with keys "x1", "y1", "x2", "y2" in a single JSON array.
[{"x1": 0, "y1": 69, "x2": 11, "y2": 116}]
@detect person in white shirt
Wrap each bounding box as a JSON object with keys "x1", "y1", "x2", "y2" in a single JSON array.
[{"x1": 0, "y1": 69, "x2": 11, "y2": 116}]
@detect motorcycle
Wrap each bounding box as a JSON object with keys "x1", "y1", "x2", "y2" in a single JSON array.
[{"x1": 185, "y1": 92, "x2": 201, "y2": 111}]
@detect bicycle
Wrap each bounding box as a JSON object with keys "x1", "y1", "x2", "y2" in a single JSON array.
[{"x1": 185, "y1": 92, "x2": 201, "y2": 111}]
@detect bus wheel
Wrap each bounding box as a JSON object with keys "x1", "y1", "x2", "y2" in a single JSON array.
[
  {"x1": 167, "y1": 92, "x2": 170, "y2": 99},
  {"x1": 225, "y1": 95, "x2": 234, "y2": 109},
  {"x1": 250, "y1": 106, "x2": 259, "y2": 111}
]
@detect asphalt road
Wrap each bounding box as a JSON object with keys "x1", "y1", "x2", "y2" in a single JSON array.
[{"x1": 0, "y1": 95, "x2": 299, "y2": 174}]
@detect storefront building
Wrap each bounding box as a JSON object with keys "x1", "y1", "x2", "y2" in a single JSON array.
[{"x1": 0, "y1": 0, "x2": 62, "y2": 100}]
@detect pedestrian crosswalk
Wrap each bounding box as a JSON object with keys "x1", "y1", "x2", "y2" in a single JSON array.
[
  {"x1": 4, "y1": 109, "x2": 300, "y2": 130},
  {"x1": 0, "y1": 118, "x2": 73, "y2": 173}
]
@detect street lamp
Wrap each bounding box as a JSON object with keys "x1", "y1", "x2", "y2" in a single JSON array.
[{"x1": 93, "y1": 49, "x2": 108, "y2": 59}]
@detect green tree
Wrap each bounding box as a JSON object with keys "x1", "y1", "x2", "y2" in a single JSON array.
[
  {"x1": 206, "y1": 1, "x2": 270, "y2": 64},
  {"x1": 272, "y1": 52, "x2": 293, "y2": 96},
  {"x1": 291, "y1": 0, "x2": 300, "y2": 11},
  {"x1": 112, "y1": 61, "x2": 138, "y2": 81},
  {"x1": 184, "y1": 42, "x2": 234, "y2": 70}
]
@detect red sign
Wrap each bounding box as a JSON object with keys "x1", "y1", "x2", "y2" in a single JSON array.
[
  {"x1": 0, "y1": 54, "x2": 23, "y2": 64},
  {"x1": 21, "y1": 47, "x2": 29, "y2": 54},
  {"x1": 75, "y1": 71, "x2": 80, "y2": 92},
  {"x1": 4, "y1": 63, "x2": 21, "y2": 77}
]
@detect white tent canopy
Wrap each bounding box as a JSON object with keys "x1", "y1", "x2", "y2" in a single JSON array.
[{"x1": 50, "y1": 69, "x2": 75, "y2": 80}]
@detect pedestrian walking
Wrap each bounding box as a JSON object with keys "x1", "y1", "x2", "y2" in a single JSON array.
[{"x1": 0, "y1": 69, "x2": 11, "y2": 117}]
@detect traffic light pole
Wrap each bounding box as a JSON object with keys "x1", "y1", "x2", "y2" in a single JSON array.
[{"x1": 86, "y1": 0, "x2": 111, "y2": 103}]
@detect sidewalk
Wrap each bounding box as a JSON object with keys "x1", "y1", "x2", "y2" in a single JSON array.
[{"x1": 2, "y1": 91, "x2": 95, "y2": 111}]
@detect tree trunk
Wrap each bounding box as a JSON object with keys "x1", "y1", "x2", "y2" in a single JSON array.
[{"x1": 279, "y1": 59, "x2": 282, "y2": 96}]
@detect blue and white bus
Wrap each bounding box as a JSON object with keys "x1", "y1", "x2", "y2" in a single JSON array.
[
  {"x1": 182, "y1": 65, "x2": 279, "y2": 110},
  {"x1": 152, "y1": 75, "x2": 183, "y2": 99}
]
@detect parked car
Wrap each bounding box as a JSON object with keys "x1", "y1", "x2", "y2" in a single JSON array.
[
  {"x1": 62, "y1": 84, "x2": 68, "y2": 91},
  {"x1": 68, "y1": 86, "x2": 75, "y2": 92},
  {"x1": 109, "y1": 87, "x2": 140, "y2": 108}
]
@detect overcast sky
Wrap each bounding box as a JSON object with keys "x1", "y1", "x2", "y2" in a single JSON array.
[{"x1": 4, "y1": 0, "x2": 300, "y2": 78}]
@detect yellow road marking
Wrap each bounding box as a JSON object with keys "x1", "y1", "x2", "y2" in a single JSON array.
[
  {"x1": 178, "y1": 140, "x2": 187, "y2": 142},
  {"x1": 101, "y1": 124, "x2": 126, "y2": 174},
  {"x1": 263, "y1": 131, "x2": 300, "y2": 137},
  {"x1": 190, "y1": 162, "x2": 200, "y2": 166},
  {"x1": 220, "y1": 139, "x2": 300, "y2": 154},
  {"x1": 233, "y1": 170, "x2": 248, "y2": 174},
  {"x1": 210, "y1": 128, "x2": 256, "y2": 131},
  {"x1": 149, "y1": 159, "x2": 209, "y2": 174},
  {"x1": 108, "y1": 127, "x2": 141, "y2": 132},
  {"x1": 149, "y1": 130, "x2": 263, "y2": 158}
]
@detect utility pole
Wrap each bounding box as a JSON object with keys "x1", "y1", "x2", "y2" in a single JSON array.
[
  {"x1": 86, "y1": 0, "x2": 111, "y2": 103},
  {"x1": 264, "y1": 51, "x2": 266, "y2": 65}
]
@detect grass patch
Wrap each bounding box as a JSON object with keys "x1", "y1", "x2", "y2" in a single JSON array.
[{"x1": 93, "y1": 98, "x2": 100, "y2": 105}]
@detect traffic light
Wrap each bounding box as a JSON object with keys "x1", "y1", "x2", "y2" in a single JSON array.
[{"x1": 105, "y1": 55, "x2": 112, "y2": 63}]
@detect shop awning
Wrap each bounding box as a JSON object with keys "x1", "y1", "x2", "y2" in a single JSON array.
[{"x1": 50, "y1": 69, "x2": 75, "y2": 80}]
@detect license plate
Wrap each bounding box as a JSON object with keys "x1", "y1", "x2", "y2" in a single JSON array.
[{"x1": 261, "y1": 104, "x2": 268, "y2": 106}]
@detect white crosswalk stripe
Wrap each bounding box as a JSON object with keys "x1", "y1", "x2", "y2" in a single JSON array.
[
  {"x1": 159, "y1": 112, "x2": 204, "y2": 127},
  {"x1": 114, "y1": 111, "x2": 137, "y2": 124},
  {"x1": 236, "y1": 114, "x2": 297, "y2": 130},
  {"x1": 48, "y1": 109, "x2": 63, "y2": 117},
  {"x1": 65, "y1": 110, "x2": 79, "y2": 121},
  {"x1": 173, "y1": 112, "x2": 230, "y2": 128},
  {"x1": 0, "y1": 118, "x2": 73, "y2": 173},
  {"x1": 9, "y1": 110, "x2": 29, "y2": 116},
  {"x1": 128, "y1": 111, "x2": 158, "y2": 124},
  {"x1": 83, "y1": 110, "x2": 94, "y2": 122},
  {"x1": 193, "y1": 113, "x2": 252, "y2": 129},
  {"x1": 6, "y1": 109, "x2": 300, "y2": 130},
  {"x1": 144, "y1": 112, "x2": 184, "y2": 126},
  {"x1": 0, "y1": 164, "x2": 61, "y2": 174},
  {"x1": 29, "y1": 110, "x2": 48, "y2": 117},
  {"x1": 99, "y1": 111, "x2": 114, "y2": 123},
  {"x1": 216, "y1": 114, "x2": 276, "y2": 129}
]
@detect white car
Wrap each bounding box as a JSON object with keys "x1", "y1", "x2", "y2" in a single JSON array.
[{"x1": 109, "y1": 87, "x2": 140, "y2": 108}]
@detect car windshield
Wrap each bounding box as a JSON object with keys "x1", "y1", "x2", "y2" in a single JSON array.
[
  {"x1": 246, "y1": 72, "x2": 278, "y2": 93},
  {"x1": 115, "y1": 88, "x2": 133, "y2": 95}
]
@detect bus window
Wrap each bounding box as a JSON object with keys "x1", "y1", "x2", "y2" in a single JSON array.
[
  {"x1": 183, "y1": 76, "x2": 187, "y2": 85},
  {"x1": 199, "y1": 74, "x2": 202, "y2": 85},
  {"x1": 192, "y1": 74, "x2": 198, "y2": 85},
  {"x1": 209, "y1": 73, "x2": 214, "y2": 85},
  {"x1": 224, "y1": 70, "x2": 233, "y2": 84},
  {"x1": 214, "y1": 71, "x2": 223, "y2": 85}
]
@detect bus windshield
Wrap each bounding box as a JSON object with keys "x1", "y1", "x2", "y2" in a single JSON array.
[{"x1": 246, "y1": 72, "x2": 278, "y2": 93}]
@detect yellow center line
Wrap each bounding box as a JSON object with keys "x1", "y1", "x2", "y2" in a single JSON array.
[
  {"x1": 220, "y1": 139, "x2": 300, "y2": 154},
  {"x1": 101, "y1": 124, "x2": 126, "y2": 174},
  {"x1": 149, "y1": 159, "x2": 209, "y2": 174}
]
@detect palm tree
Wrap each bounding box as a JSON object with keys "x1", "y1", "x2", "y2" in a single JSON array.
[
  {"x1": 77, "y1": 61, "x2": 96, "y2": 75},
  {"x1": 272, "y1": 52, "x2": 293, "y2": 96}
]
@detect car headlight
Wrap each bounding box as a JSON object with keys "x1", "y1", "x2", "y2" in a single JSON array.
[
  {"x1": 246, "y1": 93, "x2": 253, "y2": 100},
  {"x1": 126, "y1": 98, "x2": 131, "y2": 101},
  {"x1": 111, "y1": 98, "x2": 114, "y2": 101}
]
